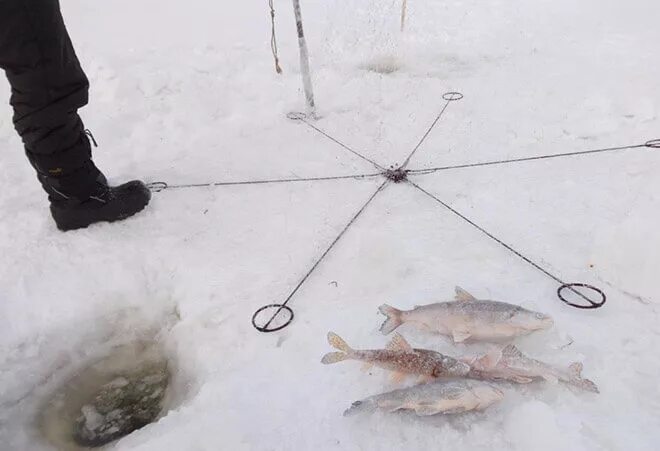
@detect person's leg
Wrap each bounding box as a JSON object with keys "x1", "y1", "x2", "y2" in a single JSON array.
[
  {"x1": 0, "y1": 0, "x2": 102, "y2": 199},
  {"x1": 0, "y1": 0, "x2": 150, "y2": 230}
]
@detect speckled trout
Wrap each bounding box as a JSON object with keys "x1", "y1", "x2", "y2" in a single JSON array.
[
  {"x1": 344, "y1": 380, "x2": 504, "y2": 417},
  {"x1": 321, "y1": 332, "x2": 470, "y2": 382},
  {"x1": 467, "y1": 344, "x2": 599, "y2": 393},
  {"x1": 379, "y1": 286, "x2": 554, "y2": 343}
]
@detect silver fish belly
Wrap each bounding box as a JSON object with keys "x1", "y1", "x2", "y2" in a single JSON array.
[
  {"x1": 344, "y1": 380, "x2": 504, "y2": 417},
  {"x1": 380, "y1": 287, "x2": 553, "y2": 342}
]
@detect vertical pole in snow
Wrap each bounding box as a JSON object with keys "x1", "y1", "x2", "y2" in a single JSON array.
[
  {"x1": 291, "y1": 0, "x2": 316, "y2": 115},
  {"x1": 401, "y1": 0, "x2": 408, "y2": 32}
]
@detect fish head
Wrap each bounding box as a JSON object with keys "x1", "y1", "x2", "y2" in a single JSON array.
[
  {"x1": 433, "y1": 357, "x2": 471, "y2": 377},
  {"x1": 532, "y1": 311, "x2": 554, "y2": 330},
  {"x1": 510, "y1": 309, "x2": 554, "y2": 331}
]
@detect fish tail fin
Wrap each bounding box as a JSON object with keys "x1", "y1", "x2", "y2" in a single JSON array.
[
  {"x1": 321, "y1": 352, "x2": 349, "y2": 365},
  {"x1": 569, "y1": 362, "x2": 583, "y2": 378},
  {"x1": 568, "y1": 362, "x2": 600, "y2": 393},
  {"x1": 343, "y1": 398, "x2": 377, "y2": 417},
  {"x1": 327, "y1": 332, "x2": 353, "y2": 353},
  {"x1": 378, "y1": 304, "x2": 403, "y2": 335},
  {"x1": 573, "y1": 377, "x2": 600, "y2": 393}
]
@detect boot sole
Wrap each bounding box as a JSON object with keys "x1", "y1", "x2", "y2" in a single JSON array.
[{"x1": 52, "y1": 190, "x2": 151, "y2": 232}]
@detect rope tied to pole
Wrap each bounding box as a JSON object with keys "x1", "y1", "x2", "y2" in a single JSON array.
[{"x1": 269, "y1": 0, "x2": 283, "y2": 74}]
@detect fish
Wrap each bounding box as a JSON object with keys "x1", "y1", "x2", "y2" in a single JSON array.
[
  {"x1": 466, "y1": 344, "x2": 599, "y2": 393},
  {"x1": 343, "y1": 380, "x2": 504, "y2": 417},
  {"x1": 321, "y1": 332, "x2": 470, "y2": 382},
  {"x1": 379, "y1": 286, "x2": 554, "y2": 343}
]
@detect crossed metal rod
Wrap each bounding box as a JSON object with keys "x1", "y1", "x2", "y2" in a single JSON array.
[{"x1": 148, "y1": 93, "x2": 659, "y2": 332}]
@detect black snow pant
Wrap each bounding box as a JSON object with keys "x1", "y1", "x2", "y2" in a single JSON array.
[{"x1": 0, "y1": 0, "x2": 101, "y2": 200}]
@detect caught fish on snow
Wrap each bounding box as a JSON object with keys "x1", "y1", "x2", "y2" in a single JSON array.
[
  {"x1": 379, "y1": 286, "x2": 554, "y2": 343},
  {"x1": 466, "y1": 344, "x2": 599, "y2": 393},
  {"x1": 343, "y1": 380, "x2": 504, "y2": 417},
  {"x1": 321, "y1": 332, "x2": 470, "y2": 382}
]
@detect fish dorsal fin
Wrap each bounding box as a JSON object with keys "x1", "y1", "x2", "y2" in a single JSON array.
[
  {"x1": 386, "y1": 333, "x2": 413, "y2": 352},
  {"x1": 569, "y1": 362, "x2": 583, "y2": 378},
  {"x1": 455, "y1": 286, "x2": 477, "y2": 302},
  {"x1": 502, "y1": 344, "x2": 523, "y2": 358}
]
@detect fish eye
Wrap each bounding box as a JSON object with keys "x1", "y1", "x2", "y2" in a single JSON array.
[{"x1": 535, "y1": 313, "x2": 546, "y2": 319}]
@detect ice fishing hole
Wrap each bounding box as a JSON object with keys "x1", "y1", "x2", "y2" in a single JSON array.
[
  {"x1": 442, "y1": 92, "x2": 464, "y2": 101},
  {"x1": 252, "y1": 304, "x2": 294, "y2": 333},
  {"x1": 39, "y1": 341, "x2": 175, "y2": 449},
  {"x1": 645, "y1": 139, "x2": 660, "y2": 148},
  {"x1": 557, "y1": 283, "x2": 606, "y2": 309},
  {"x1": 362, "y1": 55, "x2": 403, "y2": 74}
]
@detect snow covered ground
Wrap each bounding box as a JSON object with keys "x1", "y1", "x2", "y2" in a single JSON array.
[{"x1": 1, "y1": 0, "x2": 660, "y2": 449}]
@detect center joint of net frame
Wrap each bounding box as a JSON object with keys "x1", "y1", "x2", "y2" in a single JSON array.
[{"x1": 383, "y1": 167, "x2": 409, "y2": 183}]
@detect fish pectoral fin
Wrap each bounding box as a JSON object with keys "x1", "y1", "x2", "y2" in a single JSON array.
[
  {"x1": 390, "y1": 371, "x2": 407, "y2": 384},
  {"x1": 510, "y1": 376, "x2": 535, "y2": 384},
  {"x1": 455, "y1": 286, "x2": 477, "y2": 302},
  {"x1": 440, "y1": 407, "x2": 468, "y2": 415},
  {"x1": 386, "y1": 333, "x2": 413, "y2": 352},
  {"x1": 376, "y1": 399, "x2": 404, "y2": 413},
  {"x1": 417, "y1": 374, "x2": 436, "y2": 384},
  {"x1": 360, "y1": 362, "x2": 374, "y2": 372},
  {"x1": 414, "y1": 405, "x2": 442, "y2": 416},
  {"x1": 452, "y1": 330, "x2": 472, "y2": 343},
  {"x1": 541, "y1": 374, "x2": 559, "y2": 384}
]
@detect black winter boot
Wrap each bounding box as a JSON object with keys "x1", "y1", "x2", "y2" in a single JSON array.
[{"x1": 49, "y1": 178, "x2": 151, "y2": 231}]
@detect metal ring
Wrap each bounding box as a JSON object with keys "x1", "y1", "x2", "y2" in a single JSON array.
[
  {"x1": 146, "y1": 182, "x2": 168, "y2": 192},
  {"x1": 287, "y1": 112, "x2": 307, "y2": 121},
  {"x1": 557, "y1": 283, "x2": 606, "y2": 309},
  {"x1": 645, "y1": 139, "x2": 660, "y2": 149},
  {"x1": 442, "y1": 92, "x2": 464, "y2": 101},
  {"x1": 251, "y1": 304, "x2": 294, "y2": 332}
]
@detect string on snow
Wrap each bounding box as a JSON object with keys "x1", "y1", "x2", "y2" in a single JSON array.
[{"x1": 145, "y1": 173, "x2": 381, "y2": 192}]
